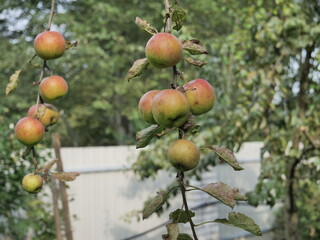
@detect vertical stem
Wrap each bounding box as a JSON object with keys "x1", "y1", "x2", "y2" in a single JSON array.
[
  {"x1": 52, "y1": 133, "x2": 74, "y2": 240},
  {"x1": 46, "y1": 0, "x2": 56, "y2": 31},
  {"x1": 164, "y1": 0, "x2": 171, "y2": 33},
  {"x1": 172, "y1": 66, "x2": 178, "y2": 89},
  {"x1": 177, "y1": 172, "x2": 199, "y2": 240}
]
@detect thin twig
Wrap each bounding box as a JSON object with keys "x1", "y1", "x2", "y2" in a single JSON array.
[
  {"x1": 177, "y1": 171, "x2": 199, "y2": 240},
  {"x1": 46, "y1": 0, "x2": 56, "y2": 31}
]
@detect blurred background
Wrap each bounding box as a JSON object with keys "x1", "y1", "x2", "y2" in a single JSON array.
[{"x1": 0, "y1": 0, "x2": 319, "y2": 239}]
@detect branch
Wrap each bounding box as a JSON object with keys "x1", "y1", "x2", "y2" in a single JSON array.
[
  {"x1": 164, "y1": 0, "x2": 171, "y2": 33},
  {"x1": 177, "y1": 172, "x2": 199, "y2": 240}
]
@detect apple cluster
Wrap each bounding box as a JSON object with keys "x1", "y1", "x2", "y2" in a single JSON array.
[
  {"x1": 14, "y1": 31, "x2": 68, "y2": 193},
  {"x1": 139, "y1": 33, "x2": 216, "y2": 172}
]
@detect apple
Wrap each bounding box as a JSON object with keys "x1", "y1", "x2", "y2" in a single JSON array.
[
  {"x1": 184, "y1": 79, "x2": 215, "y2": 115},
  {"x1": 27, "y1": 103, "x2": 59, "y2": 127},
  {"x1": 34, "y1": 31, "x2": 66, "y2": 60},
  {"x1": 39, "y1": 75, "x2": 68, "y2": 102},
  {"x1": 152, "y1": 89, "x2": 190, "y2": 128},
  {"x1": 22, "y1": 173, "x2": 43, "y2": 193},
  {"x1": 138, "y1": 90, "x2": 160, "y2": 124},
  {"x1": 15, "y1": 117, "x2": 45, "y2": 146},
  {"x1": 145, "y1": 32, "x2": 183, "y2": 68},
  {"x1": 167, "y1": 139, "x2": 200, "y2": 171}
]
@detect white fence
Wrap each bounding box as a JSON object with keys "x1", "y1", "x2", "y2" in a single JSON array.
[{"x1": 53, "y1": 142, "x2": 276, "y2": 240}]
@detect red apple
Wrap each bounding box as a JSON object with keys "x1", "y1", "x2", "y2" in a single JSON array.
[
  {"x1": 152, "y1": 89, "x2": 190, "y2": 128},
  {"x1": 34, "y1": 31, "x2": 66, "y2": 60},
  {"x1": 184, "y1": 79, "x2": 215, "y2": 115},
  {"x1": 167, "y1": 139, "x2": 200, "y2": 171},
  {"x1": 39, "y1": 75, "x2": 68, "y2": 102},
  {"x1": 15, "y1": 117, "x2": 45, "y2": 146},
  {"x1": 145, "y1": 32, "x2": 183, "y2": 68},
  {"x1": 138, "y1": 90, "x2": 160, "y2": 124},
  {"x1": 28, "y1": 104, "x2": 59, "y2": 127}
]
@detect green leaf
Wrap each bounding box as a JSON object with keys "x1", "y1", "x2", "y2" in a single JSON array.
[
  {"x1": 182, "y1": 39, "x2": 208, "y2": 55},
  {"x1": 184, "y1": 57, "x2": 207, "y2": 67},
  {"x1": 143, "y1": 190, "x2": 168, "y2": 219},
  {"x1": 166, "y1": 223, "x2": 179, "y2": 240},
  {"x1": 214, "y1": 212, "x2": 262, "y2": 236},
  {"x1": 202, "y1": 182, "x2": 246, "y2": 208},
  {"x1": 136, "y1": 124, "x2": 165, "y2": 149},
  {"x1": 51, "y1": 172, "x2": 80, "y2": 182},
  {"x1": 126, "y1": 58, "x2": 150, "y2": 82},
  {"x1": 209, "y1": 146, "x2": 244, "y2": 171},
  {"x1": 169, "y1": 209, "x2": 195, "y2": 223},
  {"x1": 172, "y1": 7, "x2": 187, "y2": 31},
  {"x1": 6, "y1": 69, "x2": 22, "y2": 95},
  {"x1": 177, "y1": 233, "x2": 193, "y2": 240},
  {"x1": 134, "y1": 17, "x2": 158, "y2": 35}
]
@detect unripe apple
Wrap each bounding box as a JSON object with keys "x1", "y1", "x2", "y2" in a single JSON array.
[
  {"x1": 167, "y1": 139, "x2": 200, "y2": 171},
  {"x1": 145, "y1": 32, "x2": 183, "y2": 68},
  {"x1": 22, "y1": 173, "x2": 43, "y2": 193},
  {"x1": 39, "y1": 75, "x2": 68, "y2": 102},
  {"x1": 184, "y1": 79, "x2": 215, "y2": 116},
  {"x1": 152, "y1": 89, "x2": 190, "y2": 128},
  {"x1": 28, "y1": 104, "x2": 59, "y2": 127},
  {"x1": 34, "y1": 31, "x2": 66, "y2": 60},
  {"x1": 15, "y1": 117, "x2": 45, "y2": 146},
  {"x1": 138, "y1": 90, "x2": 160, "y2": 124}
]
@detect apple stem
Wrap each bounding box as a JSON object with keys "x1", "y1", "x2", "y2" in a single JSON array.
[
  {"x1": 31, "y1": 147, "x2": 39, "y2": 172},
  {"x1": 177, "y1": 171, "x2": 199, "y2": 240}
]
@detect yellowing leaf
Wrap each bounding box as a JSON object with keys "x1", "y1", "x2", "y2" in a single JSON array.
[
  {"x1": 126, "y1": 58, "x2": 149, "y2": 81},
  {"x1": 6, "y1": 70, "x2": 22, "y2": 95}
]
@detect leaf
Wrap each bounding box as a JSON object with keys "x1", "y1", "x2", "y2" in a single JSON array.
[
  {"x1": 66, "y1": 40, "x2": 78, "y2": 49},
  {"x1": 182, "y1": 39, "x2": 208, "y2": 55},
  {"x1": 126, "y1": 58, "x2": 150, "y2": 82},
  {"x1": 51, "y1": 172, "x2": 80, "y2": 182},
  {"x1": 209, "y1": 146, "x2": 244, "y2": 171},
  {"x1": 166, "y1": 223, "x2": 179, "y2": 240},
  {"x1": 169, "y1": 209, "x2": 195, "y2": 224},
  {"x1": 38, "y1": 159, "x2": 57, "y2": 172},
  {"x1": 184, "y1": 57, "x2": 207, "y2": 67},
  {"x1": 177, "y1": 233, "x2": 193, "y2": 240},
  {"x1": 143, "y1": 190, "x2": 168, "y2": 219},
  {"x1": 35, "y1": 104, "x2": 47, "y2": 119},
  {"x1": 134, "y1": 17, "x2": 158, "y2": 35},
  {"x1": 136, "y1": 124, "x2": 165, "y2": 149},
  {"x1": 214, "y1": 212, "x2": 262, "y2": 236},
  {"x1": 202, "y1": 182, "x2": 246, "y2": 208},
  {"x1": 6, "y1": 70, "x2": 22, "y2": 95},
  {"x1": 172, "y1": 7, "x2": 187, "y2": 31}
]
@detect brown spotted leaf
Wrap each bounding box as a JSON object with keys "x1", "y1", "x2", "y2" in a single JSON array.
[
  {"x1": 166, "y1": 223, "x2": 179, "y2": 240},
  {"x1": 209, "y1": 145, "x2": 244, "y2": 171},
  {"x1": 182, "y1": 39, "x2": 208, "y2": 55},
  {"x1": 126, "y1": 58, "x2": 150, "y2": 81},
  {"x1": 39, "y1": 159, "x2": 58, "y2": 172},
  {"x1": 214, "y1": 212, "x2": 262, "y2": 236},
  {"x1": 169, "y1": 209, "x2": 195, "y2": 224},
  {"x1": 134, "y1": 17, "x2": 158, "y2": 35},
  {"x1": 51, "y1": 172, "x2": 80, "y2": 182},
  {"x1": 202, "y1": 182, "x2": 246, "y2": 208},
  {"x1": 172, "y1": 7, "x2": 187, "y2": 31},
  {"x1": 184, "y1": 57, "x2": 207, "y2": 67},
  {"x1": 143, "y1": 190, "x2": 168, "y2": 219},
  {"x1": 6, "y1": 70, "x2": 22, "y2": 95}
]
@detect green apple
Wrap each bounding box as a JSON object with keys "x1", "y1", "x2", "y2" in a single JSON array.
[
  {"x1": 152, "y1": 89, "x2": 190, "y2": 128},
  {"x1": 145, "y1": 32, "x2": 183, "y2": 68},
  {"x1": 138, "y1": 90, "x2": 160, "y2": 124},
  {"x1": 39, "y1": 75, "x2": 68, "y2": 102},
  {"x1": 22, "y1": 173, "x2": 44, "y2": 193},
  {"x1": 34, "y1": 31, "x2": 66, "y2": 60},
  {"x1": 15, "y1": 117, "x2": 45, "y2": 146},
  {"x1": 28, "y1": 103, "x2": 59, "y2": 127},
  {"x1": 184, "y1": 79, "x2": 215, "y2": 115},
  {"x1": 167, "y1": 139, "x2": 200, "y2": 171}
]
